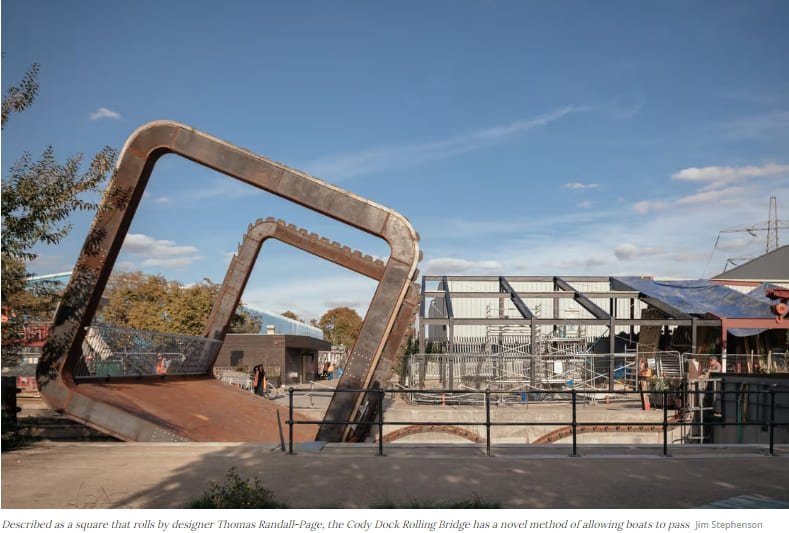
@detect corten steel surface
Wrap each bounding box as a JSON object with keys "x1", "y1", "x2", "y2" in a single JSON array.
[
  {"x1": 37, "y1": 120, "x2": 420, "y2": 442},
  {"x1": 70, "y1": 378, "x2": 317, "y2": 442},
  {"x1": 203, "y1": 217, "x2": 388, "y2": 341},
  {"x1": 202, "y1": 217, "x2": 419, "y2": 441}
]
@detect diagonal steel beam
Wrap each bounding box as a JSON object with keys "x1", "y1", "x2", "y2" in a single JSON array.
[
  {"x1": 499, "y1": 276, "x2": 535, "y2": 319},
  {"x1": 554, "y1": 276, "x2": 610, "y2": 320},
  {"x1": 441, "y1": 276, "x2": 454, "y2": 319}
]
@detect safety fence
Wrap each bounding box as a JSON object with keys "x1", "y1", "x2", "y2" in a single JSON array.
[
  {"x1": 404, "y1": 351, "x2": 787, "y2": 404},
  {"x1": 405, "y1": 352, "x2": 662, "y2": 396},
  {"x1": 73, "y1": 324, "x2": 222, "y2": 379},
  {"x1": 285, "y1": 385, "x2": 789, "y2": 457}
]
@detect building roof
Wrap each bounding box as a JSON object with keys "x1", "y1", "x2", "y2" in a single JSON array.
[
  {"x1": 712, "y1": 245, "x2": 789, "y2": 282},
  {"x1": 613, "y1": 277, "x2": 777, "y2": 336}
]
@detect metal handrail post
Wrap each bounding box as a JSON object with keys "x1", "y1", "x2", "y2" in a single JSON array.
[
  {"x1": 485, "y1": 388, "x2": 491, "y2": 457},
  {"x1": 720, "y1": 378, "x2": 726, "y2": 427},
  {"x1": 769, "y1": 388, "x2": 776, "y2": 456},
  {"x1": 288, "y1": 387, "x2": 294, "y2": 455},
  {"x1": 571, "y1": 389, "x2": 578, "y2": 457},
  {"x1": 378, "y1": 389, "x2": 385, "y2": 456},
  {"x1": 662, "y1": 390, "x2": 669, "y2": 456}
]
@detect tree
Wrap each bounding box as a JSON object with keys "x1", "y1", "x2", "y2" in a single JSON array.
[
  {"x1": 100, "y1": 271, "x2": 261, "y2": 336},
  {"x1": 1, "y1": 63, "x2": 117, "y2": 364},
  {"x1": 230, "y1": 307, "x2": 263, "y2": 334},
  {"x1": 318, "y1": 307, "x2": 362, "y2": 348},
  {"x1": 280, "y1": 310, "x2": 302, "y2": 322}
]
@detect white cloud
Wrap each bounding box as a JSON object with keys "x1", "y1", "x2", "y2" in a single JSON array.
[
  {"x1": 120, "y1": 234, "x2": 202, "y2": 269},
  {"x1": 123, "y1": 234, "x2": 198, "y2": 258},
  {"x1": 89, "y1": 107, "x2": 121, "y2": 120},
  {"x1": 423, "y1": 257, "x2": 502, "y2": 275},
  {"x1": 154, "y1": 196, "x2": 170, "y2": 204},
  {"x1": 141, "y1": 257, "x2": 203, "y2": 268},
  {"x1": 632, "y1": 201, "x2": 669, "y2": 214},
  {"x1": 675, "y1": 186, "x2": 746, "y2": 206},
  {"x1": 543, "y1": 256, "x2": 610, "y2": 270},
  {"x1": 305, "y1": 106, "x2": 589, "y2": 181},
  {"x1": 714, "y1": 238, "x2": 756, "y2": 251},
  {"x1": 578, "y1": 201, "x2": 593, "y2": 208},
  {"x1": 115, "y1": 261, "x2": 137, "y2": 270},
  {"x1": 565, "y1": 182, "x2": 599, "y2": 190},
  {"x1": 672, "y1": 163, "x2": 789, "y2": 191}
]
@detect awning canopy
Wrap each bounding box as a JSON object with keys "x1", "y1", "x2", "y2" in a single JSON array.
[{"x1": 614, "y1": 277, "x2": 777, "y2": 337}]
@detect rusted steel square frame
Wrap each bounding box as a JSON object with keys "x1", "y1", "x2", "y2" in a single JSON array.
[
  {"x1": 203, "y1": 217, "x2": 388, "y2": 341},
  {"x1": 37, "y1": 120, "x2": 420, "y2": 442},
  {"x1": 203, "y1": 217, "x2": 419, "y2": 441}
]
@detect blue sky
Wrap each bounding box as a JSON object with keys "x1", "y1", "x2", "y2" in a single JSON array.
[{"x1": 3, "y1": 1, "x2": 788, "y2": 321}]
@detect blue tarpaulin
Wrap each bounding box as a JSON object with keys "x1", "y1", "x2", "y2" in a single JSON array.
[{"x1": 614, "y1": 277, "x2": 776, "y2": 337}]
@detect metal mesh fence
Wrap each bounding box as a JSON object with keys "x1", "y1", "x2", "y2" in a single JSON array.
[
  {"x1": 406, "y1": 352, "x2": 641, "y2": 403},
  {"x1": 73, "y1": 324, "x2": 222, "y2": 379}
]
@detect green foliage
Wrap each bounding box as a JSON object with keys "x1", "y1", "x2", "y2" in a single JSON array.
[
  {"x1": 2, "y1": 145, "x2": 116, "y2": 261},
  {"x1": 230, "y1": 307, "x2": 263, "y2": 334},
  {"x1": 318, "y1": 306, "x2": 362, "y2": 348},
  {"x1": 648, "y1": 376, "x2": 682, "y2": 391},
  {"x1": 100, "y1": 271, "x2": 261, "y2": 335},
  {"x1": 280, "y1": 310, "x2": 301, "y2": 322},
  {"x1": 188, "y1": 467, "x2": 286, "y2": 509},
  {"x1": 1, "y1": 63, "x2": 39, "y2": 128},
  {"x1": 1, "y1": 63, "x2": 116, "y2": 365}
]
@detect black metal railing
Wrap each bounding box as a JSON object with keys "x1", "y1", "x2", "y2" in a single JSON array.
[{"x1": 286, "y1": 386, "x2": 788, "y2": 457}]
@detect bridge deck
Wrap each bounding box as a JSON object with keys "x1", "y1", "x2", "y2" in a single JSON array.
[{"x1": 70, "y1": 378, "x2": 317, "y2": 442}]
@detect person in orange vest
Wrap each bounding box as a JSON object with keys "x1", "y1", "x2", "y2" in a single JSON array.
[
  {"x1": 155, "y1": 353, "x2": 167, "y2": 375},
  {"x1": 252, "y1": 364, "x2": 267, "y2": 396}
]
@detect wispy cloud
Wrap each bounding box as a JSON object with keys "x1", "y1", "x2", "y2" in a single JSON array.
[
  {"x1": 632, "y1": 162, "x2": 787, "y2": 215},
  {"x1": 614, "y1": 243, "x2": 663, "y2": 261},
  {"x1": 188, "y1": 176, "x2": 265, "y2": 201},
  {"x1": 305, "y1": 106, "x2": 589, "y2": 181},
  {"x1": 578, "y1": 201, "x2": 593, "y2": 208},
  {"x1": 565, "y1": 182, "x2": 599, "y2": 190},
  {"x1": 543, "y1": 255, "x2": 610, "y2": 270},
  {"x1": 607, "y1": 95, "x2": 645, "y2": 120},
  {"x1": 141, "y1": 257, "x2": 202, "y2": 268},
  {"x1": 719, "y1": 110, "x2": 789, "y2": 140},
  {"x1": 675, "y1": 186, "x2": 746, "y2": 206},
  {"x1": 89, "y1": 107, "x2": 121, "y2": 120},
  {"x1": 632, "y1": 200, "x2": 669, "y2": 214},
  {"x1": 714, "y1": 237, "x2": 757, "y2": 252},
  {"x1": 424, "y1": 257, "x2": 503, "y2": 275},
  {"x1": 243, "y1": 275, "x2": 379, "y2": 320},
  {"x1": 672, "y1": 163, "x2": 789, "y2": 191}
]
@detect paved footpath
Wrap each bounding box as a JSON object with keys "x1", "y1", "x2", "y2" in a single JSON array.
[{"x1": 3, "y1": 441, "x2": 789, "y2": 509}]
